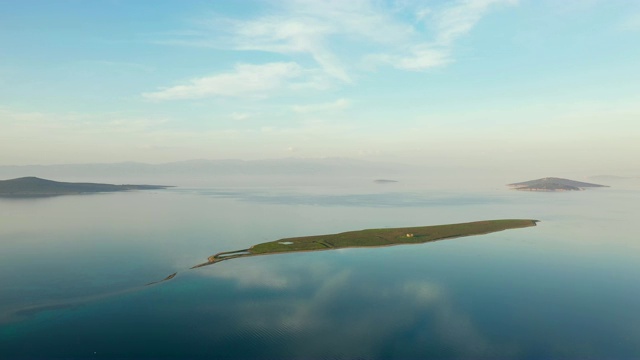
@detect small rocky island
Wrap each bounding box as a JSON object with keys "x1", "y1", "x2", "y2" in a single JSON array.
[
  {"x1": 374, "y1": 179, "x2": 398, "y2": 184},
  {"x1": 508, "y1": 177, "x2": 608, "y2": 191},
  {"x1": 0, "y1": 177, "x2": 171, "y2": 197}
]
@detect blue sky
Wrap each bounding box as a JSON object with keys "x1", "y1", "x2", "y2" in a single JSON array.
[{"x1": 1, "y1": 0, "x2": 639, "y2": 173}]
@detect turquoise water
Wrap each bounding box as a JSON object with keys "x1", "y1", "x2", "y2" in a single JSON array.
[{"x1": 1, "y1": 187, "x2": 639, "y2": 358}]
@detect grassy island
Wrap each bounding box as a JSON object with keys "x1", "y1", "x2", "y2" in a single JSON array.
[
  {"x1": 0, "y1": 177, "x2": 172, "y2": 197},
  {"x1": 191, "y1": 219, "x2": 538, "y2": 269}
]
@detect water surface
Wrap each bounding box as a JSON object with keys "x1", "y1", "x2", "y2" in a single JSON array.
[{"x1": 1, "y1": 186, "x2": 638, "y2": 358}]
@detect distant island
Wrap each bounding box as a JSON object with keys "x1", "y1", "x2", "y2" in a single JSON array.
[
  {"x1": 508, "y1": 177, "x2": 608, "y2": 191},
  {"x1": 0, "y1": 177, "x2": 171, "y2": 197},
  {"x1": 374, "y1": 179, "x2": 398, "y2": 184}
]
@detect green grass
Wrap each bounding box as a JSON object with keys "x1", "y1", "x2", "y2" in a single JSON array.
[
  {"x1": 250, "y1": 219, "x2": 537, "y2": 254},
  {"x1": 191, "y1": 219, "x2": 538, "y2": 269}
]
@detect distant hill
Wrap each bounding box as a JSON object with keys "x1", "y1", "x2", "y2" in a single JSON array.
[
  {"x1": 0, "y1": 177, "x2": 171, "y2": 197},
  {"x1": 373, "y1": 179, "x2": 398, "y2": 184},
  {"x1": 508, "y1": 177, "x2": 608, "y2": 191}
]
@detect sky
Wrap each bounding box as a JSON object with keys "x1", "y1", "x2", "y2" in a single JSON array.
[{"x1": 1, "y1": 0, "x2": 639, "y2": 174}]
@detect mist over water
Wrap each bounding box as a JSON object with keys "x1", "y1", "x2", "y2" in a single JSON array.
[
  {"x1": 1, "y1": 182, "x2": 639, "y2": 359},
  {"x1": 4, "y1": 158, "x2": 636, "y2": 191}
]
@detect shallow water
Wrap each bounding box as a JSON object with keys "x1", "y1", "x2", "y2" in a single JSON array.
[{"x1": 0, "y1": 186, "x2": 639, "y2": 359}]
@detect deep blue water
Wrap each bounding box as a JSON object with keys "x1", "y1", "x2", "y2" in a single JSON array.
[{"x1": 1, "y1": 186, "x2": 639, "y2": 359}]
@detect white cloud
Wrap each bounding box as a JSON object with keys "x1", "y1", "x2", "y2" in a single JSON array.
[
  {"x1": 432, "y1": 0, "x2": 518, "y2": 45},
  {"x1": 369, "y1": 44, "x2": 451, "y2": 71},
  {"x1": 223, "y1": 0, "x2": 513, "y2": 74},
  {"x1": 397, "y1": 45, "x2": 452, "y2": 70},
  {"x1": 230, "y1": 16, "x2": 351, "y2": 82},
  {"x1": 366, "y1": 0, "x2": 516, "y2": 70},
  {"x1": 142, "y1": 62, "x2": 303, "y2": 100},
  {"x1": 213, "y1": 0, "x2": 415, "y2": 83},
  {"x1": 148, "y1": 0, "x2": 519, "y2": 99}
]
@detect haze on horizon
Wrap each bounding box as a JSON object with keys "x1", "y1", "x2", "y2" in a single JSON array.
[{"x1": 1, "y1": 0, "x2": 639, "y2": 176}]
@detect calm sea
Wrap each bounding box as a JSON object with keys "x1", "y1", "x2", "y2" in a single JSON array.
[{"x1": 1, "y1": 184, "x2": 639, "y2": 359}]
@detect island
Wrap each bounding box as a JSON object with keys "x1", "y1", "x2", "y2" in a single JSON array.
[
  {"x1": 0, "y1": 176, "x2": 172, "y2": 197},
  {"x1": 192, "y1": 219, "x2": 537, "y2": 268},
  {"x1": 147, "y1": 219, "x2": 538, "y2": 285},
  {"x1": 374, "y1": 179, "x2": 398, "y2": 184},
  {"x1": 507, "y1": 177, "x2": 608, "y2": 191}
]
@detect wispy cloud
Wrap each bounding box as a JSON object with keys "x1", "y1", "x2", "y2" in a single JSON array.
[
  {"x1": 229, "y1": 17, "x2": 350, "y2": 82},
  {"x1": 142, "y1": 62, "x2": 304, "y2": 100},
  {"x1": 368, "y1": 44, "x2": 452, "y2": 71},
  {"x1": 216, "y1": 0, "x2": 416, "y2": 82},
  {"x1": 432, "y1": 0, "x2": 518, "y2": 45},
  {"x1": 368, "y1": 0, "x2": 516, "y2": 71},
  {"x1": 149, "y1": 0, "x2": 518, "y2": 99}
]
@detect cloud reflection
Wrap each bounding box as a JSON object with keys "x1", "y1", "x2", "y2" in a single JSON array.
[{"x1": 191, "y1": 258, "x2": 518, "y2": 358}]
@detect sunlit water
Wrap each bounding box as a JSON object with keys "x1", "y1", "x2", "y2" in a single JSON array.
[{"x1": 1, "y1": 185, "x2": 639, "y2": 359}]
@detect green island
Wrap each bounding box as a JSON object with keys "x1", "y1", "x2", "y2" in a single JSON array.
[
  {"x1": 0, "y1": 177, "x2": 172, "y2": 197},
  {"x1": 190, "y1": 219, "x2": 538, "y2": 269}
]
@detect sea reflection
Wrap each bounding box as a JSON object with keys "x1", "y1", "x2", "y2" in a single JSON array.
[
  {"x1": 2, "y1": 245, "x2": 524, "y2": 358},
  {"x1": 188, "y1": 259, "x2": 516, "y2": 359},
  {"x1": 1, "y1": 186, "x2": 640, "y2": 358}
]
